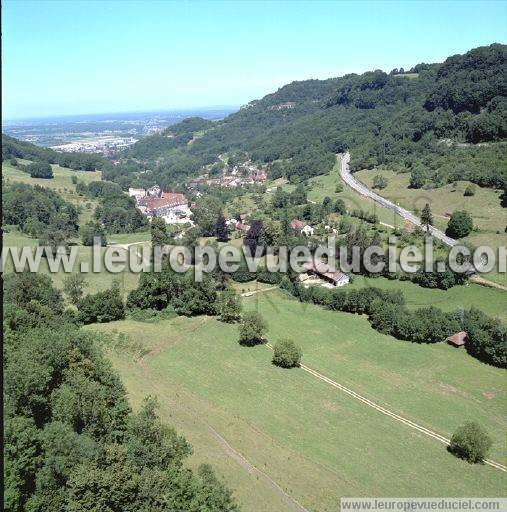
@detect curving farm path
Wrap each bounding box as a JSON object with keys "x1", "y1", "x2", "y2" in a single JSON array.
[{"x1": 264, "y1": 342, "x2": 507, "y2": 473}]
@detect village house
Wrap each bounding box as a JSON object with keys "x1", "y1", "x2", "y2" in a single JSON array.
[
  {"x1": 187, "y1": 162, "x2": 267, "y2": 191},
  {"x1": 300, "y1": 259, "x2": 350, "y2": 287},
  {"x1": 291, "y1": 219, "x2": 314, "y2": 236}
]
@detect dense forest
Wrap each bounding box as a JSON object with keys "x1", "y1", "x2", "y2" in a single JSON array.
[
  {"x1": 4, "y1": 272, "x2": 238, "y2": 511},
  {"x1": 103, "y1": 43, "x2": 506, "y2": 191}
]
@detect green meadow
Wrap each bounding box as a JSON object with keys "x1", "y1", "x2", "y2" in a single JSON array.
[
  {"x1": 88, "y1": 290, "x2": 506, "y2": 512},
  {"x1": 2, "y1": 160, "x2": 102, "y2": 225}
]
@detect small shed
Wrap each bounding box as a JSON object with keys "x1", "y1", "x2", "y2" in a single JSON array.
[{"x1": 446, "y1": 331, "x2": 467, "y2": 347}]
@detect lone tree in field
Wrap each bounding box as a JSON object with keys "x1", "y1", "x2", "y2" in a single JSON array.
[
  {"x1": 215, "y1": 212, "x2": 229, "y2": 242},
  {"x1": 420, "y1": 203, "x2": 433, "y2": 232},
  {"x1": 446, "y1": 210, "x2": 474, "y2": 239},
  {"x1": 218, "y1": 288, "x2": 242, "y2": 323},
  {"x1": 272, "y1": 339, "x2": 302, "y2": 368},
  {"x1": 63, "y1": 274, "x2": 87, "y2": 305},
  {"x1": 449, "y1": 421, "x2": 492, "y2": 463},
  {"x1": 464, "y1": 184, "x2": 476, "y2": 196},
  {"x1": 238, "y1": 311, "x2": 267, "y2": 346},
  {"x1": 372, "y1": 175, "x2": 388, "y2": 190}
]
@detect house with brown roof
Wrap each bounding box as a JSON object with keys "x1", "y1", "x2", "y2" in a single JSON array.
[
  {"x1": 291, "y1": 219, "x2": 314, "y2": 236},
  {"x1": 446, "y1": 331, "x2": 467, "y2": 347},
  {"x1": 302, "y1": 260, "x2": 349, "y2": 287}
]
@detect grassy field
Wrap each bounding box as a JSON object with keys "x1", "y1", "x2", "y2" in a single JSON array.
[
  {"x1": 87, "y1": 290, "x2": 506, "y2": 511},
  {"x1": 2, "y1": 160, "x2": 102, "y2": 225},
  {"x1": 273, "y1": 157, "x2": 405, "y2": 229},
  {"x1": 354, "y1": 169, "x2": 506, "y2": 284},
  {"x1": 349, "y1": 275, "x2": 507, "y2": 321}
]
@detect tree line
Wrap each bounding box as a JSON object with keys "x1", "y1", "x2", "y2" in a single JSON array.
[{"x1": 3, "y1": 271, "x2": 239, "y2": 512}]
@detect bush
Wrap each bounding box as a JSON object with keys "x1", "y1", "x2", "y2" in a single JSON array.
[
  {"x1": 27, "y1": 161, "x2": 53, "y2": 179},
  {"x1": 256, "y1": 270, "x2": 282, "y2": 285},
  {"x1": 272, "y1": 339, "x2": 302, "y2": 368},
  {"x1": 463, "y1": 184, "x2": 476, "y2": 196},
  {"x1": 449, "y1": 422, "x2": 492, "y2": 463},
  {"x1": 372, "y1": 175, "x2": 388, "y2": 189},
  {"x1": 238, "y1": 311, "x2": 267, "y2": 346},
  {"x1": 218, "y1": 288, "x2": 242, "y2": 323},
  {"x1": 80, "y1": 221, "x2": 108, "y2": 246},
  {"x1": 446, "y1": 210, "x2": 473, "y2": 239},
  {"x1": 77, "y1": 284, "x2": 125, "y2": 324}
]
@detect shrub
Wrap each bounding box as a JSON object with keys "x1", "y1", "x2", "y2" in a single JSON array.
[
  {"x1": 63, "y1": 274, "x2": 87, "y2": 305},
  {"x1": 463, "y1": 184, "x2": 476, "y2": 196},
  {"x1": 77, "y1": 284, "x2": 125, "y2": 324},
  {"x1": 372, "y1": 175, "x2": 388, "y2": 189},
  {"x1": 218, "y1": 288, "x2": 242, "y2": 323},
  {"x1": 80, "y1": 221, "x2": 108, "y2": 246},
  {"x1": 272, "y1": 339, "x2": 302, "y2": 368},
  {"x1": 256, "y1": 270, "x2": 282, "y2": 284},
  {"x1": 446, "y1": 210, "x2": 473, "y2": 239},
  {"x1": 238, "y1": 311, "x2": 267, "y2": 346},
  {"x1": 449, "y1": 422, "x2": 492, "y2": 463},
  {"x1": 27, "y1": 161, "x2": 53, "y2": 179},
  {"x1": 463, "y1": 308, "x2": 507, "y2": 368}
]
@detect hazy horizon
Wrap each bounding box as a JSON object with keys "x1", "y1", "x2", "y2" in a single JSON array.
[
  {"x1": 3, "y1": 0, "x2": 506, "y2": 119},
  {"x1": 2, "y1": 105, "x2": 239, "y2": 125}
]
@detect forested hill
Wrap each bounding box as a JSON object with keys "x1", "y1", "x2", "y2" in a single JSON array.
[
  {"x1": 105, "y1": 43, "x2": 505, "y2": 191},
  {"x1": 2, "y1": 134, "x2": 108, "y2": 172},
  {"x1": 3, "y1": 44, "x2": 505, "y2": 192}
]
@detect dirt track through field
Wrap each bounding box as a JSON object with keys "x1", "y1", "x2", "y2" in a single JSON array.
[
  {"x1": 265, "y1": 343, "x2": 507, "y2": 473},
  {"x1": 207, "y1": 425, "x2": 310, "y2": 512}
]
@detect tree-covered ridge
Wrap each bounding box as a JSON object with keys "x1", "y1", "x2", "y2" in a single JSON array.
[
  {"x1": 2, "y1": 134, "x2": 107, "y2": 172},
  {"x1": 112, "y1": 43, "x2": 505, "y2": 190},
  {"x1": 3, "y1": 272, "x2": 239, "y2": 512},
  {"x1": 3, "y1": 182, "x2": 79, "y2": 237},
  {"x1": 425, "y1": 43, "x2": 507, "y2": 113}
]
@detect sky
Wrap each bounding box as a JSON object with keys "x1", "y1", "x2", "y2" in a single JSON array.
[{"x1": 3, "y1": 0, "x2": 506, "y2": 120}]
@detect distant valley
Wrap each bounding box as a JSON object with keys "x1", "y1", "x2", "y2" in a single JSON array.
[{"x1": 2, "y1": 107, "x2": 236, "y2": 154}]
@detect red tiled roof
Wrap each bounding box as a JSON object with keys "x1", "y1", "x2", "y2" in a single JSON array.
[
  {"x1": 161, "y1": 192, "x2": 187, "y2": 204},
  {"x1": 291, "y1": 219, "x2": 305, "y2": 230},
  {"x1": 144, "y1": 194, "x2": 187, "y2": 213}
]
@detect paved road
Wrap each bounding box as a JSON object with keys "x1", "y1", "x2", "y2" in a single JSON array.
[{"x1": 340, "y1": 153, "x2": 458, "y2": 247}]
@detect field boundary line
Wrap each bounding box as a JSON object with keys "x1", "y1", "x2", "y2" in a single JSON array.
[
  {"x1": 133, "y1": 319, "x2": 311, "y2": 511},
  {"x1": 265, "y1": 343, "x2": 507, "y2": 473},
  {"x1": 206, "y1": 425, "x2": 310, "y2": 512}
]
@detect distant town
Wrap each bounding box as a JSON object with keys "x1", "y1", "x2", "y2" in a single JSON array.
[{"x1": 2, "y1": 107, "x2": 236, "y2": 152}]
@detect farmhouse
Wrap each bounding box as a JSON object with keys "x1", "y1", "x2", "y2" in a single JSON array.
[
  {"x1": 301, "y1": 260, "x2": 350, "y2": 287},
  {"x1": 291, "y1": 219, "x2": 314, "y2": 236},
  {"x1": 446, "y1": 331, "x2": 467, "y2": 347}
]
